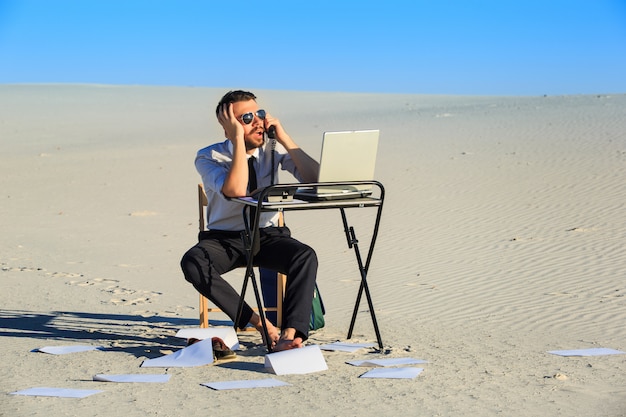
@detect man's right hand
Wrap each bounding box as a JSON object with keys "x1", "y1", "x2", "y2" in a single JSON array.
[{"x1": 217, "y1": 103, "x2": 244, "y2": 144}]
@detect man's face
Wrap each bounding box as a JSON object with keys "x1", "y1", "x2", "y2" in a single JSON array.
[{"x1": 232, "y1": 99, "x2": 265, "y2": 151}]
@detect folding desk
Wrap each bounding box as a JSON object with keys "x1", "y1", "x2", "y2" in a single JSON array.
[{"x1": 232, "y1": 181, "x2": 385, "y2": 352}]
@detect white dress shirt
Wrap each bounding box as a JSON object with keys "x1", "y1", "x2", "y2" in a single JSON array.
[{"x1": 195, "y1": 139, "x2": 303, "y2": 231}]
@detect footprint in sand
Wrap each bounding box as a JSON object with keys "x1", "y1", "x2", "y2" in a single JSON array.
[
  {"x1": 106, "y1": 290, "x2": 162, "y2": 306},
  {"x1": 2, "y1": 264, "x2": 89, "y2": 280},
  {"x1": 132, "y1": 310, "x2": 158, "y2": 317},
  {"x1": 104, "y1": 286, "x2": 136, "y2": 295},
  {"x1": 67, "y1": 277, "x2": 119, "y2": 287},
  {"x1": 1, "y1": 265, "x2": 46, "y2": 273},
  {"x1": 47, "y1": 271, "x2": 85, "y2": 279},
  {"x1": 566, "y1": 227, "x2": 596, "y2": 233}
]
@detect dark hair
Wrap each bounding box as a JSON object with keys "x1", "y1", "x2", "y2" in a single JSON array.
[{"x1": 215, "y1": 90, "x2": 257, "y2": 115}]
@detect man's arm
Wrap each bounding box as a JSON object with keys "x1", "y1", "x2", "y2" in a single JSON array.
[
  {"x1": 218, "y1": 103, "x2": 249, "y2": 197},
  {"x1": 281, "y1": 142, "x2": 320, "y2": 183},
  {"x1": 265, "y1": 114, "x2": 320, "y2": 183}
]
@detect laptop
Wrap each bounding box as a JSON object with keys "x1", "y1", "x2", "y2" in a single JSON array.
[{"x1": 295, "y1": 129, "x2": 380, "y2": 201}]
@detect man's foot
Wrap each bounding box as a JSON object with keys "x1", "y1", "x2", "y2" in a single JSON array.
[
  {"x1": 255, "y1": 318, "x2": 280, "y2": 347},
  {"x1": 273, "y1": 337, "x2": 304, "y2": 352}
]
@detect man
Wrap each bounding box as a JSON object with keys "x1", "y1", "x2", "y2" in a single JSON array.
[{"x1": 181, "y1": 90, "x2": 320, "y2": 351}]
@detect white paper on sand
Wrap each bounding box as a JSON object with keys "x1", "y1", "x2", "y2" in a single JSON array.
[
  {"x1": 347, "y1": 357, "x2": 428, "y2": 367},
  {"x1": 319, "y1": 342, "x2": 376, "y2": 352},
  {"x1": 175, "y1": 327, "x2": 239, "y2": 350},
  {"x1": 141, "y1": 338, "x2": 214, "y2": 367},
  {"x1": 10, "y1": 387, "x2": 104, "y2": 398},
  {"x1": 202, "y1": 378, "x2": 289, "y2": 390},
  {"x1": 547, "y1": 348, "x2": 626, "y2": 357},
  {"x1": 359, "y1": 367, "x2": 424, "y2": 379},
  {"x1": 264, "y1": 345, "x2": 328, "y2": 375},
  {"x1": 93, "y1": 374, "x2": 171, "y2": 383},
  {"x1": 35, "y1": 345, "x2": 103, "y2": 355}
]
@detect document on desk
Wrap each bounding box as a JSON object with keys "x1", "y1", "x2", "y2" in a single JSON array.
[{"x1": 239, "y1": 197, "x2": 307, "y2": 205}]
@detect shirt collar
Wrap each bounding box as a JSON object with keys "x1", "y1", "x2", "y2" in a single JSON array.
[{"x1": 226, "y1": 141, "x2": 261, "y2": 159}]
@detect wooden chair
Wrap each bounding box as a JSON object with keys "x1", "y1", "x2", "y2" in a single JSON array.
[{"x1": 197, "y1": 184, "x2": 286, "y2": 329}]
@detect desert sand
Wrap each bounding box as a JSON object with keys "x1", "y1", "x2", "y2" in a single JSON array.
[{"x1": 1, "y1": 85, "x2": 625, "y2": 416}]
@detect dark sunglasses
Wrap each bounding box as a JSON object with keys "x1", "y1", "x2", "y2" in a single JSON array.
[{"x1": 240, "y1": 109, "x2": 266, "y2": 124}]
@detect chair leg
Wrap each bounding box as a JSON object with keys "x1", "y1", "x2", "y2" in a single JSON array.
[
  {"x1": 276, "y1": 273, "x2": 286, "y2": 328},
  {"x1": 197, "y1": 272, "x2": 286, "y2": 329},
  {"x1": 199, "y1": 294, "x2": 209, "y2": 328}
]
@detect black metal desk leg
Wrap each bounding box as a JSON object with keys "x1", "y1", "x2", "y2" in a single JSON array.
[
  {"x1": 235, "y1": 206, "x2": 273, "y2": 352},
  {"x1": 340, "y1": 208, "x2": 384, "y2": 350}
]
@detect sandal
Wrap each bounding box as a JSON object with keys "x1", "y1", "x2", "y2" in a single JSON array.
[
  {"x1": 185, "y1": 337, "x2": 237, "y2": 363},
  {"x1": 211, "y1": 337, "x2": 237, "y2": 362}
]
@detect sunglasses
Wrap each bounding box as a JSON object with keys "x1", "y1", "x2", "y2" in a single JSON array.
[{"x1": 240, "y1": 109, "x2": 266, "y2": 124}]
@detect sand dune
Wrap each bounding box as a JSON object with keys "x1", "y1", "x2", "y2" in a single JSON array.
[{"x1": 1, "y1": 85, "x2": 625, "y2": 416}]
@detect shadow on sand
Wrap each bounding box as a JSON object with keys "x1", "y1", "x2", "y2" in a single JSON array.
[{"x1": 0, "y1": 309, "x2": 221, "y2": 358}]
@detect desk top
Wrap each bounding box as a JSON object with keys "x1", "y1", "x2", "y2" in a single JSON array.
[{"x1": 231, "y1": 181, "x2": 384, "y2": 211}]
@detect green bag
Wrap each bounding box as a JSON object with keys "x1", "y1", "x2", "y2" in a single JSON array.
[
  {"x1": 260, "y1": 269, "x2": 325, "y2": 330},
  {"x1": 310, "y1": 284, "x2": 325, "y2": 330}
]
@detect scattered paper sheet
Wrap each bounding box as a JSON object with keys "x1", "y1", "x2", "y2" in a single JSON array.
[
  {"x1": 141, "y1": 338, "x2": 214, "y2": 367},
  {"x1": 347, "y1": 357, "x2": 428, "y2": 367},
  {"x1": 547, "y1": 348, "x2": 626, "y2": 357},
  {"x1": 360, "y1": 367, "x2": 424, "y2": 379},
  {"x1": 93, "y1": 374, "x2": 171, "y2": 383},
  {"x1": 265, "y1": 345, "x2": 328, "y2": 375},
  {"x1": 202, "y1": 378, "x2": 289, "y2": 390},
  {"x1": 319, "y1": 342, "x2": 376, "y2": 352},
  {"x1": 10, "y1": 387, "x2": 103, "y2": 398},
  {"x1": 35, "y1": 345, "x2": 103, "y2": 355},
  {"x1": 175, "y1": 327, "x2": 239, "y2": 350}
]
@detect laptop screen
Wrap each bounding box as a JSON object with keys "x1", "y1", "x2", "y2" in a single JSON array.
[{"x1": 317, "y1": 129, "x2": 379, "y2": 185}]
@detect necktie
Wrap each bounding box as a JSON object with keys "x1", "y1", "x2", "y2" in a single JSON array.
[
  {"x1": 248, "y1": 156, "x2": 257, "y2": 193},
  {"x1": 247, "y1": 156, "x2": 260, "y2": 255}
]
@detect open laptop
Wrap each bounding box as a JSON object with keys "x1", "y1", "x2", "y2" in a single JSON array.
[{"x1": 295, "y1": 129, "x2": 379, "y2": 201}]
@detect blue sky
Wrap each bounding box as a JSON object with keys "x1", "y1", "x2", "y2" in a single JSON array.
[{"x1": 1, "y1": 0, "x2": 625, "y2": 95}]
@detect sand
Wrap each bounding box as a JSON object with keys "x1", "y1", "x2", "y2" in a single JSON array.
[{"x1": 1, "y1": 85, "x2": 625, "y2": 416}]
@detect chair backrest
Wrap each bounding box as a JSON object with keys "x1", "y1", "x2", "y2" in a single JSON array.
[
  {"x1": 198, "y1": 183, "x2": 283, "y2": 231},
  {"x1": 198, "y1": 184, "x2": 208, "y2": 232}
]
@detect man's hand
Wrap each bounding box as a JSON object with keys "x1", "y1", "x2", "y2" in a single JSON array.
[
  {"x1": 263, "y1": 112, "x2": 287, "y2": 145},
  {"x1": 217, "y1": 103, "x2": 244, "y2": 143},
  {"x1": 264, "y1": 112, "x2": 320, "y2": 183}
]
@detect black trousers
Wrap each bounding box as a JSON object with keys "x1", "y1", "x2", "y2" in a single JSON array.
[{"x1": 180, "y1": 226, "x2": 318, "y2": 340}]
